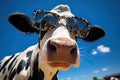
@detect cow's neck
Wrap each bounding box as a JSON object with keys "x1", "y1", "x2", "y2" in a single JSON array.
[
  {"x1": 39, "y1": 63, "x2": 58, "y2": 80},
  {"x1": 29, "y1": 44, "x2": 58, "y2": 80},
  {"x1": 28, "y1": 45, "x2": 44, "y2": 80}
]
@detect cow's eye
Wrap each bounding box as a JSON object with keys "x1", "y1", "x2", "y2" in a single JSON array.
[
  {"x1": 74, "y1": 18, "x2": 89, "y2": 38},
  {"x1": 40, "y1": 14, "x2": 58, "y2": 30},
  {"x1": 43, "y1": 14, "x2": 58, "y2": 26},
  {"x1": 34, "y1": 10, "x2": 58, "y2": 31},
  {"x1": 67, "y1": 18, "x2": 78, "y2": 28},
  {"x1": 67, "y1": 17, "x2": 90, "y2": 38}
]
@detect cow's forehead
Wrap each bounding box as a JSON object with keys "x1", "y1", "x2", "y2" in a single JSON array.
[{"x1": 50, "y1": 4, "x2": 74, "y2": 17}]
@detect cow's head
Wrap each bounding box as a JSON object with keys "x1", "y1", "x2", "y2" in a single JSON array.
[{"x1": 8, "y1": 5, "x2": 105, "y2": 71}]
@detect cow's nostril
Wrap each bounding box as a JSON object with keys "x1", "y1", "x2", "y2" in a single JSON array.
[
  {"x1": 70, "y1": 47, "x2": 77, "y2": 57},
  {"x1": 47, "y1": 42, "x2": 57, "y2": 54}
]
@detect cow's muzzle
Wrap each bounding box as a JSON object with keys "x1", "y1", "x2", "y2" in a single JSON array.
[{"x1": 46, "y1": 37, "x2": 79, "y2": 69}]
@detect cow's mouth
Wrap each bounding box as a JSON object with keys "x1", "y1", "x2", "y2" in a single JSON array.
[{"x1": 49, "y1": 62, "x2": 70, "y2": 68}]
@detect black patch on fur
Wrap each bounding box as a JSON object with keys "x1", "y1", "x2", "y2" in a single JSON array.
[
  {"x1": 9, "y1": 68, "x2": 17, "y2": 80},
  {"x1": 9, "y1": 60, "x2": 17, "y2": 74},
  {"x1": 26, "y1": 51, "x2": 32, "y2": 70},
  {"x1": 0, "y1": 62, "x2": 1, "y2": 68},
  {"x1": 0, "y1": 55, "x2": 14, "y2": 72},
  {"x1": 40, "y1": 31, "x2": 47, "y2": 40},
  {"x1": 28, "y1": 53, "x2": 44, "y2": 80},
  {"x1": 17, "y1": 60, "x2": 25, "y2": 74},
  {"x1": 52, "y1": 71, "x2": 58, "y2": 80},
  {"x1": 25, "y1": 58, "x2": 30, "y2": 70},
  {"x1": 8, "y1": 54, "x2": 19, "y2": 71},
  {"x1": 4, "y1": 75, "x2": 7, "y2": 80},
  {"x1": 26, "y1": 51, "x2": 33, "y2": 57},
  {"x1": 9, "y1": 67, "x2": 14, "y2": 76},
  {"x1": 28, "y1": 69, "x2": 44, "y2": 80},
  {"x1": 2, "y1": 68, "x2": 6, "y2": 74}
]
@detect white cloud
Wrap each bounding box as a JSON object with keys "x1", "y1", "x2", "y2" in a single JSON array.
[
  {"x1": 93, "y1": 70, "x2": 100, "y2": 73},
  {"x1": 66, "y1": 77, "x2": 71, "y2": 80},
  {"x1": 92, "y1": 50, "x2": 98, "y2": 55},
  {"x1": 102, "y1": 68, "x2": 108, "y2": 72},
  {"x1": 92, "y1": 45, "x2": 111, "y2": 55},
  {"x1": 93, "y1": 67, "x2": 109, "y2": 74},
  {"x1": 97, "y1": 45, "x2": 110, "y2": 53}
]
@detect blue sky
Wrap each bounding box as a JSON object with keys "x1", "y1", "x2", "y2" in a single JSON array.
[{"x1": 0, "y1": 0, "x2": 120, "y2": 80}]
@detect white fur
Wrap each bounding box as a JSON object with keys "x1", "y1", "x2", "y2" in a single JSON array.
[{"x1": 50, "y1": 4, "x2": 74, "y2": 17}]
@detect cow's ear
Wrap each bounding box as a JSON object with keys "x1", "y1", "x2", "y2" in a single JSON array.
[
  {"x1": 8, "y1": 12, "x2": 39, "y2": 34},
  {"x1": 83, "y1": 25, "x2": 105, "y2": 41}
]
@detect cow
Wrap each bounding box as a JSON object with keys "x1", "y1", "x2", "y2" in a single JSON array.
[{"x1": 0, "y1": 4, "x2": 105, "y2": 80}]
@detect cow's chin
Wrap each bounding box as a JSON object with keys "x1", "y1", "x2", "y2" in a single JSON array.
[
  {"x1": 49, "y1": 63, "x2": 70, "y2": 71},
  {"x1": 48, "y1": 62, "x2": 70, "y2": 71}
]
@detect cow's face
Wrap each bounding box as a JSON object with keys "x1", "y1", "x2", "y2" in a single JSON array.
[
  {"x1": 38, "y1": 6, "x2": 79, "y2": 70},
  {"x1": 8, "y1": 5, "x2": 105, "y2": 71}
]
